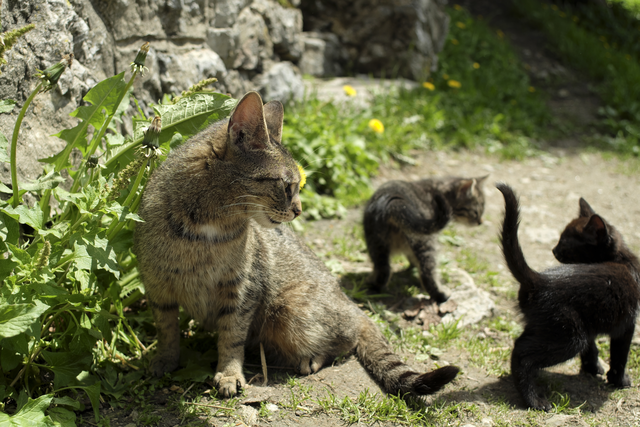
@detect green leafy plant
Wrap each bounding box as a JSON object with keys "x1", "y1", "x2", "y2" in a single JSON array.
[{"x1": 0, "y1": 43, "x2": 236, "y2": 424}]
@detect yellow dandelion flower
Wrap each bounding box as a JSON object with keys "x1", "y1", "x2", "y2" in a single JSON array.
[
  {"x1": 451, "y1": 39, "x2": 459, "y2": 45},
  {"x1": 343, "y1": 85, "x2": 357, "y2": 97},
  {"x1": 528, "y1": 86, "x2": 535, "y2": 93},
  {"x1": 572, "y1": 15, "x2": 579, "y2": 22},
  {"x1": 454, "y1": 4, "x2": 463, "y2": 10},
  {"x1": 551, "y1": 4, "x2": 558, "y2": 10},
  {"x1": 443, "y1": 73, "x2": 449, "y2": 80},
  {"x1": 423, "y1": 82, "x2": 435, "y2": 91},
  {"x1": 496, "y1": 29, "x2": 504, "y2": 39},
  {"x1": 473, "y1": 62, "x2": 480, "y2": 69},
  {"x1": 297, "y1": 164, "x2": 306, "y2": 189},
  {"x1": 559, "y1": 11, "x2": 566, "y2": 18},
  {"x1": 368, "y1": 119, "x2": 385, "y2": 133},
  {"x1": 456, "y1": 22, "x2": 466, "y2": 29},
  {"x1": 599, "y1": 35, "x2": 607, "y2": 42},
  {"x1": 447, "y1": 80, "x2": 461, "y2": 89}
]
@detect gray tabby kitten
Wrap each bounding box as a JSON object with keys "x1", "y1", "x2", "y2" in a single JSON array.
[
  {"x1": 364, "y1": 176, "x2": 488, "y2": 302},
  {"x1": 134, "y1": 92, "x2": 459, "y2": 398}
]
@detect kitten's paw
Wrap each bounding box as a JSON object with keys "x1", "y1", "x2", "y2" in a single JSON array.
[
  {"x1": 297, "y1": 355, "x2": 326, "y2": 375},
  {"x1": 432, "y1": 289, "x2": 450, "y2": 304},
  {"x1": 150, "y1": 353, "x2": 180, "y2": 377},
  {"x1": 525, "y1": 395, "x2": 552, "y2": 412},
  {"x1": 607, "y1": 370, "x2": 631, "y2": 388},
  {"x1": 214, "y1": 372, "x2": 246, "y2": 398},
  {"x1": 581, "y1": 361, "x2": 604, "y2": 376}
]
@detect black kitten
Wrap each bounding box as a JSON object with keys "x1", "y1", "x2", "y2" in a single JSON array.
[
  {"x1": 364, "y1": 176, "x2": 487, "y2": 303},
  {"x1": 497, "y1": 183, "x2": 640, "y2": 411}
]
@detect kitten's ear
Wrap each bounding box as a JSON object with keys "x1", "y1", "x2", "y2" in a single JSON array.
[
  {"x1": 579, "y1": 197, "x2": 596, "y2": 218},
  {"x1": 228, "y1": 91, "x2": 269, "y2": 150},
  {"x1": 263, "y1": 101, "x2": 284, "y2": 144},
  {"x1": 476, "y1": 175, "x2": 489, "y2": 187},
  {"x1": 458, "y1": 179, "x2": 476, "y2": 197},
  {"x1": 583, "y1": 214, "x2": 608, "y2": 245}
]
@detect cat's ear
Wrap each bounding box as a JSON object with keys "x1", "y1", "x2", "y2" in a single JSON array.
[
  {"x1": 263, "y1": 101, "x2": 284, "y2": 144},
  {"x1": 476, "y1": 175, "x2": 489, "y2": 187},
  {"x1": 228, "y1": 91, "x2": 269, "y2": 150},
  {"x1": 583, "y1": 214, "x2": 608, "y2": 245},
  {"x1": 579, "y1": 197, "x2": 596, "y2": 218},
  {"x1": 458, "y1": 179, "x2": 476, "y2": 197}
]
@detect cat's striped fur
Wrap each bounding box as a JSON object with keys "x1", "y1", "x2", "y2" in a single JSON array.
[{"x1": 135, "y1": 92, "x2": 459, "y2": 398}]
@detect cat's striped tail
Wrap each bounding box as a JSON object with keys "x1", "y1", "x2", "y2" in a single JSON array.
[
  {"x1": 356, "y1": 315, "x2": 459, "y2": 396},
  {"x1": 496, "y1": 183, "x2": 541, "y2": 301}
]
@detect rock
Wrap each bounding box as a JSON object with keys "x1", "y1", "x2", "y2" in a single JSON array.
[
  {"x1": 441, "y1": 268, "x2": 495, "y2": 327},
  {"x1": 259, "y1": 61, "x2": 304, "y2": 102},
  {"x1": 299, "y1": 32, "x2": 346, "y2": 77},
  {"x1": 237, "y1": 404, "x2": 259, "y2": 425},
  {"x1": 251, "y1": 0, "x2": 304, "y2": 61},
  {"x1": 299, "y1": 0, "x2": 449, "y2": 80},
  {"x1": 545, "y1": 414, "x2": 589, "y2": 427}
]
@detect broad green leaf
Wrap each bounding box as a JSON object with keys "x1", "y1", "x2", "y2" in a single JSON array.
[
  {"x1": 105, "y1": 92, "x2": 236, "y2": 174},
  {"x1": 0, "y1": 181, "x2": 12, "y2": 193},
  {"x1": 0, "y1": 210, "x2": 20, "y2": 244},
  {"x1": 0, "y1": 345, "x2": 22, "y2": 371},
  {"x1": 47, "y1": 407, "x2": 76, "y2": 427},
  {"x1": 104, "y1": 203, "x2": 142, "y2": 223},
  {"x1": 0, "y1": 131, "x2": 9, "y2": 163},
  {"x1": 51, "y1": 396, "x2": 81, "y2": 410},
  {"x1": 75, "y1": 382, "x2": 101, "y2": 422},
  {"x1": 0, "y1": 301, "x2": 48, "y2": 338},
  {"x1": 6, "y1": 242, "x2": 31, "y2": 265},
  {"x1": 69, "y1": 232, "x2": 120, "y2": 277},
  {"x1": 41, "y1": 352, "x2": 92, "y2": 390},
  {"x1": 1, "y1": 204, "x2": 44, "y2": 230},
  {"x1": 19, "y1": 171, "x2": 65, "y2": 192},
  {"x1": 40, "y1": 72, "x2": 127, "y2": 171},
  {"x1": 0, "y1": 99, "x2": 16, "y2": 114},
  {"x1": 0, "y1": 394, "x2": 56, "y2": 426}
]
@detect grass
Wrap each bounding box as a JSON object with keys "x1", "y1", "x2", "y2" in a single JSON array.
[{"x1": 512, "y1": 0, "x2": 640, "y2": 157}]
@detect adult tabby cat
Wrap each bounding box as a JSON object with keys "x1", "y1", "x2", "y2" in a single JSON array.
[
  {"x1": 135, "y1": 92, "x2": 459, "y2": 398},
  {"x1": 363, "y1": 175, "x2": 487, "y2": 302},
  {"x1": 497, "y1": 183, "x2": 640, "y2": 411}
]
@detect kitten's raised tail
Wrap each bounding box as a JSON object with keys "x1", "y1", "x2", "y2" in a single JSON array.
[
  {"x1": 496, "y1": 183, "x2": 541, "y2": 298},
  {"x1": 356, "y1": 315, "x2": 459, "y2": 396}
]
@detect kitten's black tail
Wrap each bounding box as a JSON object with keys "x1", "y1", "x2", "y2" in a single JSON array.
[
  {"x1": 356, "y1": 315, "x2": 459, "y2": 397},
  {"x1": 496, "y1": 183, "x2": 541, "y2": 299}
]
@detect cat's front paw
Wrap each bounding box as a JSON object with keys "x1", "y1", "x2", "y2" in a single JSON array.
[
  {"x1": 150, "y1": 352, "x2": 180, "y2": 377},
  {"x1": 297, "y1": 355, "x2": 326, "y2": 375},
  {"x1": 214, "y1": 371, "x2": 246, "y2": 398},
  {"x1": 607, "y1": 370, "x2": 631, "y2": 388}
]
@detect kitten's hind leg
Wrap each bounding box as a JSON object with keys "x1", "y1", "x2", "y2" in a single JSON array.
[
  {"x1": 407, "y1": 236, "x2": 449, "y2": 303},
  {"x1": 149, "y1": 300, "x2": 181, "y2": 377},
  {"x1": 580, "y1": 338, "x2": 604, "y2": 376},
  {"x1": 607, "y1": 323, "x2": 635, "y2": 388},
  {"x1": 365, "y1": 234, "x2": 392, "y2": 292},
  {"x1": 511, "y1": 332, "x2": 552, "y2": 412}
]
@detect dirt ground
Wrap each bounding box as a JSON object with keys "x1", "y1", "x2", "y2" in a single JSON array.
[{"x1": 79, "y1": 1, "x2": 640, "y2": 426}]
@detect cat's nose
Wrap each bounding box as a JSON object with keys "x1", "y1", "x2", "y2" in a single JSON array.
[{"x1": 292, "y1": 200, "x2": 302, "y2": 218}]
